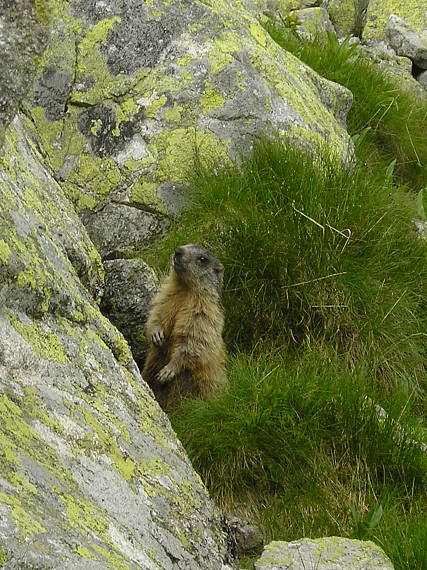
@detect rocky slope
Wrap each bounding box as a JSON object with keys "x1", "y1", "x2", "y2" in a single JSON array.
[{"x1": 1, "y1": 0, "x2": 417, "y2": 568}]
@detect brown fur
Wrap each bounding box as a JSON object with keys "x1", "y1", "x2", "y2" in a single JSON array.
[{"x1": 142, "y1": 244, "x2": 226, "y2": 410}]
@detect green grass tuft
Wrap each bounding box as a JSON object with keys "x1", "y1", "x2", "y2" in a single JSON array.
[{"x1": 171, "y1": 352, "x2": 426, "y2": 568}]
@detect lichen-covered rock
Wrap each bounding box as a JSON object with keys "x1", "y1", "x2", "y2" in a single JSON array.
[
  {"x1": 254, "y1": 537, "x2": 394, "y2": 570},
  {"x1": 360, "y1": 41, "x2": 426, "y2": 95},
  {"x1": 0, "y1": 0, "x2": 46, "y2": 147},
  {"x1": 0, "y1": 116, "x2": 231, "y2": 568},
  {"x1": 81, "y1": 202, "x2": 170, "y2": 259},
  {"x1": 291, "y1": 7, "x2": 335, "y2": 39},
  {"x1": 101, "y1": 258, "x2": 159, "y2": 364},
  {"x1": 387, "y1": 15, "x2": 427, "y2": 69},
  {"x1": 364, "y1": 0, "x2": 427, "y2": 43},
  {"x1": 322, "y1": 0, "x2": 359, "y2": 37},
  {"x1": 29, "y1": 0, "x2": 353, "y2": 257}
]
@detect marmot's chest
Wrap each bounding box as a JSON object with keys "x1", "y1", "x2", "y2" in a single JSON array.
[{"x1": 161, "y1": 295, "x2": 216, "y2": 338}]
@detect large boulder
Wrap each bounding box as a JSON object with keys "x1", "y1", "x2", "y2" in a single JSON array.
[
  {"x1": 29, "y1": 0, "x2": 353, "y2": 258},
  {"x1": 0, "y1": 115, "x2": 231, "y2": 568},
  {"x1": 255, "y1": 537, "x2": 394, "y2": 570},
  {"x1": 362, "y1": 2, "x2": 427, "y2": 92}
]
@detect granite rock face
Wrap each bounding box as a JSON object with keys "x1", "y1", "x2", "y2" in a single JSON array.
[
  {"x1": 101, "y1": 258, "x2": 159, "y2": 364},
  {"x1": 0, "y1": 113, "x2": 232, "y2": 568},
  {"x1": 387, "y1": 14, "x2": 427, "y2": 70},
  {"x1": 291, "y1": 6, "x2": 335, "y2": 39},
  {"x1": 254, "y1": 537, "x2": 395, "y2": 570},
  {"x1": 29, "y1": 0, "x2": 353, "y2": 260},
  {"x1": 322, "y1": 0, "x2": 360, "y2": 37},
  {"x1": 0, "y1": 0, "x2": 46, "y2": 147}
]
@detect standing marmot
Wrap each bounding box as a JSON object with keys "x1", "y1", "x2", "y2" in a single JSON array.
[{"x1": 142, "y1": 243, "x2": 226, "y2": 410}]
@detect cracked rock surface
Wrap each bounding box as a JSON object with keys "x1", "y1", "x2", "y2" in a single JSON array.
[
  {"x1": 0, "y1": 112, "x2": 231, "y2": 569},
  {"x1": 29, "y1": 0, "x2": 353, "y2": 260}
]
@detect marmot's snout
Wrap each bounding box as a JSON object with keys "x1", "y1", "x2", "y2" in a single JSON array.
[{"x1": 173, "y1": 247, "x2": 185, "y2": 272}]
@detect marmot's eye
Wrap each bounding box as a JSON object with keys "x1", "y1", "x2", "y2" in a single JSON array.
[{"x1": 198, "y1": 256, "x2": 209, "y2": 264}]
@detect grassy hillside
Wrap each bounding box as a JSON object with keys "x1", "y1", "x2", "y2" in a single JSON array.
[{"x1": 142, "y1": 25, "x2": 427, "y2": 570}]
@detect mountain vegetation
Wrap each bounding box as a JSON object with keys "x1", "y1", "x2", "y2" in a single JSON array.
[{"x1": 143, "y1": 27, "x2": 427, "y2": 570}]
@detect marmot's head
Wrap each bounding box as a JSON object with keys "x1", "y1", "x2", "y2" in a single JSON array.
[{"x1": 171, "y1": 244, "x2": 224, "y2": 293}]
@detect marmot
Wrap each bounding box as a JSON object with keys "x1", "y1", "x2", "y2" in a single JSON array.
[{"x1": 142, "y1": 243, "x2": 226, "y2": 410}]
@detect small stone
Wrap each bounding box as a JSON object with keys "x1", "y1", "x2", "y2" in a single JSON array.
[
  {"x1": 226, "y1": 516, "x2": 264, "y2": 555},
  {"x1": 255, "y1": 537, "x2": 395, "y2": 570}
]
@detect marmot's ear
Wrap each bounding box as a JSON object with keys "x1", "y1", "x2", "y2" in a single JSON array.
[{"x1": 214, "y1": 262, "x2": 224, "y2": 291}]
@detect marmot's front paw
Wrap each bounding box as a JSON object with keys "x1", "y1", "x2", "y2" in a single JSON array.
[
  {"x1": 157, "y1": 364, "x2": 176, "y2": 384},
  {"x1": 151, "y1": 329, "x2": 165, "y2": 346}
]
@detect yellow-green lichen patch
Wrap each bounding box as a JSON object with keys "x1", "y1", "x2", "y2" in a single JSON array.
[
  {"x1": 0, "y1": 442, "x2": 20, "y2": 467},
  {"x1": 8, "y1": 472, "x2": 39, "y2": 497},
  {"x1": 248, "y1": 21, "x2": 269, "y2": 47},
  {"x1": 77, "y1": 17, "x2": 121, "y2": 71},
  {"x1": 69, "y1": 16, "x2": 134, "y2": 105},
  {"x1": 207, "y1": 40, "x2": 235, "y2": 75},
  {"x1": 0, "y1": 240, "x2": 12, "y2": 264},
  {"x1": 22, "y1": 186, "x2": 58, "y2": 221},
  {"x1": 131, "y1": 181, "x2": 160, "y2": 207},
  {"x1": 109, "y1": 330, "x2": 133, "y2": 367},
  {"x1": 65, "y1": 398, "x2": 137, "y2": 483},
  {"x1": 75, "y1": 545, "x2": 98, "y2": 561},
  {"x1": 275, "y1": 0, "x2": 300, "y2": 14},
  {"x1": 91, "y1": 119, "x2": 103, "y2": 136},
  {"x1": 62, "y1": 494, "x2": 109, "y2": 536},
  {"x1": 8, "y1": 313, "x2": 70, "y2": 364},
  {"x1": 364, "y1": 0, "x2": 427, "y2": 40},
  {"x1": 153, "y1": 128, "x2": 231, "y2": 183},
  {"x1": 64, "y1": 184, "x2": 98, "y2": 212},
  {"x1": 146, "y1": 95, "x2": 168, "y2": 119},
  {"x1": 0, "y1": 548, "x2": 10, "y2": 565},
  {"x1": 200, "y1": 86, "x2": 225, "y2": 114},
  {"x1": 34, "y1": 0, "x2": 65, "y2": 26},
  {"x1": 82, "y1": 306, "x2": 134, "y2": 366},
  {"x1": 12, "y1": 503, "x2": 47, "y2": 537},
  {"x1": 30, "y1": 108, "x2": 86, "y2": 172},
  {"x1": 89, "y1": 544, "x2": 129, "y2": 570},
  {"x1": 23, "y1": 387, "x2": 64, "y2": 436},
  {"x1": 327, "y1": 0, "x2": 357, "y2": 37},
  {"x1": 67, "y1": 155, "x2": 121, "y2": 202},
  {"x1": 0, "y1": 394, "x2": 74, "y2": 486},
  {"x1": 31, "y1": 105, "x2": 122, "y2": 211},
  {"x1": 16, "y1": 270, "x2": 37, "y2": 290},
  {"x1": 163, "y1": 104, "x2": 183, "y2": 124}
]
